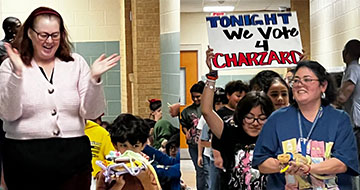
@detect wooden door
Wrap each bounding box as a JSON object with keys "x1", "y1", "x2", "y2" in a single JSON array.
[{"x1": 180, "y1": 50, "x2": 198, "y2": 148}]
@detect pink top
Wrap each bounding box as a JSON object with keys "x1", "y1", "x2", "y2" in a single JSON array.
[{"x1": 0, "y1": 53, "x2": 106, "y2": 140}]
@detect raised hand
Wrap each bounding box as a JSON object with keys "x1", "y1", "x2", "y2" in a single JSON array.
[
  {"x1": 206, "y1": 45, "x2": 214, "y2": 71},
  {"x1": 168, "y1": 103, "x2": 180, "y2": 117},
  {"x1": 4, "y1": 42, "x2": 24, "y2": 76},
  {"x1": 91, "y1": 53, "x2": 120, "y2": 82}
]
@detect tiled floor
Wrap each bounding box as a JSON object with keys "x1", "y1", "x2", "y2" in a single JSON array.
[
  {"x1": 181, "y1": 159, "x2": 196, "y2": 189},
  {"x1": 180, "y1": 148, "x2": 196, "y2": 190}
]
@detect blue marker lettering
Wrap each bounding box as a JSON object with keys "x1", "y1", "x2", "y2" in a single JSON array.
[
  {"x1": 252, "y1": 14, "x2": 264, "y2": 25},
  {"x1": 277, "y1": 13, "x2": 292, "y2": 24},
  {"x1": 264, "y1": 14, "x2": 277, "y2": 25}
]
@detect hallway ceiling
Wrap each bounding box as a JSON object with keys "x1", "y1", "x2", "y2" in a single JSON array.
[{"x1": 181, "y1": 0, "x2": 290, "y2": 13}]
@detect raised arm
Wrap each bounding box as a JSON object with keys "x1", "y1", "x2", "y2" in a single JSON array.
[
  {"x1": 78, "y1": 53, "x2": 120, "y2": 119},
  {"x1": 201, "y1": 46, "x2": 224, "y2": 139},
  {"x1": 0, "y1": 43, "x2": 24, "y2": 121}
]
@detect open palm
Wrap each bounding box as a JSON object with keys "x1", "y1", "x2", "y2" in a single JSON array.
[
  {"x1": 91, "y1": 53, "x2": 120, "y2": 81},
  {"x1": 4, "y1": 42, "x2": 24, "y2": 75}
]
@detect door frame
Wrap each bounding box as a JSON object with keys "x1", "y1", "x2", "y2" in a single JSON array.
[
  {"x1": 180, "y1": 44, "x2": 202, "y2": 79},
  {"x1": 179, "y1": 44, "x2": 202, "y2": 149}
]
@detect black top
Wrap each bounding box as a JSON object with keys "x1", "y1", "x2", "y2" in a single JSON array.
[
  {"x1": 211, "y1": 106, "x2": 234, "y2": 152},
  {"x1": 218, "y1": 120, "x2": 265, "y2": 190}
]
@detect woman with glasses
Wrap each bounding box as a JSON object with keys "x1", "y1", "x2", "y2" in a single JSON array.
[
  {"x1": 201, "y1": 58, "x2": 274, "y2": 189},
  {"x1": 0, "y1": 7, "x2": 120, "y2": 189},
  {"x1": 253, "y1": 60, "x2": 360, "y2": 189}
]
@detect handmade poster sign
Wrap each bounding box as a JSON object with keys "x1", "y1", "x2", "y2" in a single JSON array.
[{"x1": 206, "y1": 12, "x2": 303, "y2": 70}]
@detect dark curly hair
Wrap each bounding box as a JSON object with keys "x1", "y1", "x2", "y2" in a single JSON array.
[{"x1": 225, "y1": 80, "x2": 249, "y2": 96}]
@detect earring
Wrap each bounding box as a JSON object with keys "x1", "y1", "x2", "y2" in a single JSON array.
[{"x1": 321, "y1": 92, "x2": 326, "y2": 99}]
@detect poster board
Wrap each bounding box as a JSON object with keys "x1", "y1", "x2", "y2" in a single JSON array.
[{"x1": 206, "y1": 12, "x2": 303, "y2": 70}]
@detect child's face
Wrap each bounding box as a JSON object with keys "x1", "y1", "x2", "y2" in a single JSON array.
[{"x1": 114, "y1": 141, "x2": 145, "y2": 154}]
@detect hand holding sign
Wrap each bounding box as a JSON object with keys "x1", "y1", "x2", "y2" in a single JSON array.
[{"x1": 206, "y1": 45, "x2": 214, "y2": 71}]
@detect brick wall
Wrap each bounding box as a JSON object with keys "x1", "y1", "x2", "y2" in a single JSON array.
[{"x1": 131, "y1": 0, "x2": 161, "y2": 118}]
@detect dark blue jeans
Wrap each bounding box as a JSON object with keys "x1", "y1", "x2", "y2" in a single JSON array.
[
  {"x1": 209, "y1": 159, "x2": 221, "y2": 190},
  {"x1": 188, "y1": 144, "x2": 210, "y2": 190}
]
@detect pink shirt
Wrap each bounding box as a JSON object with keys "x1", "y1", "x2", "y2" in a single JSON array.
[{"x1": 0, "y1": 53, "x2": 106, "y2": 140}]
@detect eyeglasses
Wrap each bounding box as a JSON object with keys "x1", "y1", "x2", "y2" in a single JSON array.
[
  {"x1": 290, "y1": 78, "x2": 319, "y2": 87},
  {"x1": 244, "y1": 115, "x2": 267, "y2": 125},
  {"x1": 31, "y1": 28, "x2": 60, "y2": 41}
]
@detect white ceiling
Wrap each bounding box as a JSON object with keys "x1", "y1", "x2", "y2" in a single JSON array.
[{"x1": 181, "y1": 0, "x2": 291, "y2": 13}]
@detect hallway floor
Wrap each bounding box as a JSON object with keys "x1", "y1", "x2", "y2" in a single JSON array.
[
  {"x1": 181, "y1": 159, "x2": 196, "y2": 189},
  {"x1": 180, "y1": 148, "x2": 196, "y2": 190}
]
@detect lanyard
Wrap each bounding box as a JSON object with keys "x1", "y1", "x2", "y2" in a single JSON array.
[
  {"x1": 297, "y1": 106, "x2": 323, "y2": 156},
  {"x1": 298, "y1": 106, "x2": 323, "y2": 141}
]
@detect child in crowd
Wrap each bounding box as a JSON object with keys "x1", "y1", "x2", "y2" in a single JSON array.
[
  {"x1": 180, "y1": 81, "x2": 209, "y2": 190},
  {"x1": 149, "y1": 99, "x2": 162, "y2": 122},
  {"x1": 84, "y1": 119, "x2": 115, "y2": 190},
  {"x1": 143, "y1": 133, "x2": 181, "y2": 190},
  {"x1": 96, "y1": 114, "x2": 161, "y2": 190}
]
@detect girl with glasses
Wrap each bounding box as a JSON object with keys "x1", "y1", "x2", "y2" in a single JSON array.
[
  {"x1": 253, "y1": 61, "x2": 360, "y2": 189},
  {"x1": 202, "y1": 53, "x2": 274, "y2": 189}
]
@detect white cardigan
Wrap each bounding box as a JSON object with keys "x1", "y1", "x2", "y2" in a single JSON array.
[{"x1": 0, "y1": 53, "x2": 106, "y2": 140}]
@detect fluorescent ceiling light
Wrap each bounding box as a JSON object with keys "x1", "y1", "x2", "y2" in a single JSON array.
[{"x1": 203, "y1": 6, "x2": 235, "y2": 12}]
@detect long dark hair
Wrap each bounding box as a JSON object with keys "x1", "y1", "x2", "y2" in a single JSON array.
[
  {"x1": 293, "y1": 60, "x2": 336, "y2": 107},
  {"x1": 13, "y1": 7, "x2": 74, "y2": 66}
]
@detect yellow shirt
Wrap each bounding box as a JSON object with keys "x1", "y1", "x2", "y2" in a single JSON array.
[{"x1": 85, "y1": 120, "x2": 115, "y2": 177}]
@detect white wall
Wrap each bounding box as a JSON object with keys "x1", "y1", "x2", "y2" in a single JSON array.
[
  {"x1": 160, "y1": 0, "x2": 180, "y2": 34},
  {"x1": 310, "y1": 0, "x2": 360, "y2": 72},
  {"x1": 0, "y1": 0, "x2": 121, "y2": 42},
  {"x1": 180, "y1": 12, "x2": 288, "y2": 80}
]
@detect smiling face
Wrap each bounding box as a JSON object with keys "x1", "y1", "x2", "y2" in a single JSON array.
[
  {"x1": 28, "y1": 15, "x2": 60, "y2": 62},
  {"x1": 227, "y1": 91, "x2": 246, "y2": 109},
  {"x1": 191, "y1": 92, "x2": 202, "y2": 105},
  {"x1": 292, "y1": 67, "x2": 327, "y2": 107},
  {"x1": 242, "y1": 105, "x2": 267, "y2": 137},
  {"x1": 267, "y1": 81, "x2": 289, "y2": 110}
]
